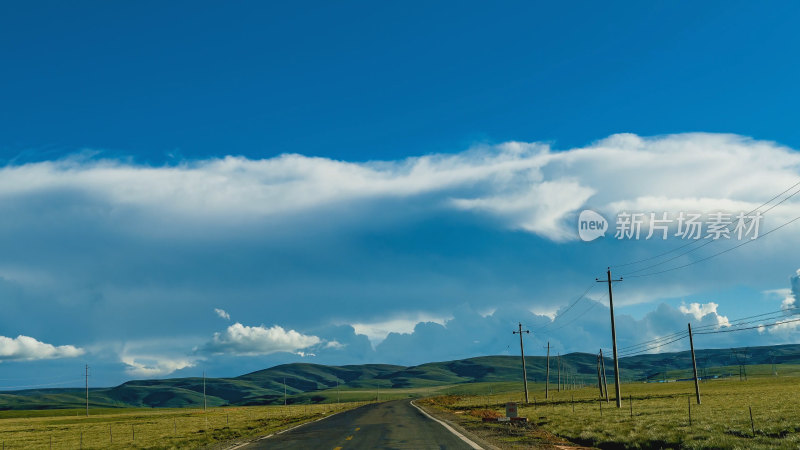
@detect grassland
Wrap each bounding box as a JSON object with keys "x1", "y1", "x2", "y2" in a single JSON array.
[
  {"x1": 422, "y1": 364, "x2": 800, "y2": 449},
  {"x1": 0, "y1": 402, "x2": 371, "y2": 449},
  {"x1": 4, "y1": 349, "x2": 800, "y2": 448}
]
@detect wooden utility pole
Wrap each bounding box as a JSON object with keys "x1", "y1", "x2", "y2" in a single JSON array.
[
  {"x1": 688, "y1": 323, "x2": 701, "y2": 404},
  {"x1": 557, "y1": 354, "x2": 561, "y2": 392},
  {"x1": 203, "y1": 371, "x2": 207, "y2": 412},
  {"x1": 284, "y1": 377, "x2": 287, "y2": 405},
  {"x1": 545, "y1": 341, "x2": 550, "y2": 399},
  {"x1": 597, "y1": 268, "x2": 623, "y2": 408},
  {"x1": 599, "y1": 349, "x2": 610, "y2": 403},
  {"x1": 513, "y1": 323, "x2": 530, "y2": 403},
  {"x1": 85, "y1": 364, "x2": 89, "y2": 417},
  {"x1": 770, "y1": 352, "x2": 777, "y2": 376}
]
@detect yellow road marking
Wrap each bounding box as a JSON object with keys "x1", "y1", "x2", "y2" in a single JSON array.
[{"x1": 345, "y1": 435, "x2": 354, "y2": 440}]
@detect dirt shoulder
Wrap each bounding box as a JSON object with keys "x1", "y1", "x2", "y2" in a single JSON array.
[{"x1": 415, "y1": 397, "x2": 595, "y2": 450}]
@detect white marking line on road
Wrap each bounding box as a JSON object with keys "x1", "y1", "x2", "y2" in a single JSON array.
[
  {"x1": 410, "y1": 400, "x2": 483, "y2": 450},
  {"x1": 225, "y1": 409, "x2": 345, "y2": 450}
]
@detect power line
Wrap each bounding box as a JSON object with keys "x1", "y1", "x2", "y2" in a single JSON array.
[
  {"x1": 689, "y1": 309, "x2": 800, "y2": 333},
  {"x1": 537, "y1": 283, "x2": 596, "y2": 332},
  {"x1": 611, "y1": 181, "x2": 800, "y2": 270},
  {"x1": 615, "y1": 306, "x2": 800, "y2": 357},
  {"x1": 695, "y1": 317, "x2": 800, "y2": 335},
  {"x1": 544, "y1": 292, "x2": 608, "y2": 333},
  {"x1": 624, "y1": 213, "x2": 800, "y2": 279},
  {"x1": 0, "y1": 379, "x2": 85, "y2": 390},
  {"x1": 617, "y1": 329, "x2": 689, "y2": 352},
  {"x1": 622, "y1": 186, "x2": 800, "y2": 278},
  {"x1": 618, "y1": 334, "x2": 689, "y2": 357}
]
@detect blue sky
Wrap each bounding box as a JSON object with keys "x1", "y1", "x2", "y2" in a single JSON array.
[{"x1": 1, "y1": 2, "x2": 800, "y2": 387}]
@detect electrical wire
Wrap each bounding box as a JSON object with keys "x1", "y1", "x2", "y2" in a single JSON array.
[
  {"x1": 621, "y1": 186, "x2": 800, "y2": 278},
  {"x1": 618, "y1": 334, "x2": 689, "y2": 357},
  {"x1": 544, "y1": 292, "x2": 609, "y2": 334},
  {"x1": 613, "y1": 179, "x2": 800, "y2": 273},
  {"x1": 0, "y1": 379, "x2": 85, "y2": 390},
  {"x1": 617, "y1": 329, "x2": 690, "y2": 352},
  {"x1": 622, "y1": 212, "x2": 800, "y2": 278},
  {"x1": 694, "y1": 317, "x2": 800, "y2": 335},
  {"x1": 537, "y1": 283, "x2": 596, "y2": 332},
  {"x1": 613, "y1": 306, "x2": 800, "y2": 356}
]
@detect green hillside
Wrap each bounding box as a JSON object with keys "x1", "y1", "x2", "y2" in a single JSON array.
[{"x1": 1, "y1": 343, "x2": 799, "y2": 410}]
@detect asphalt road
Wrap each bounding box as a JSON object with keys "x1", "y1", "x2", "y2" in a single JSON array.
[{"x1": 241, "y1": 399, "x2": 478, "y2": 449}]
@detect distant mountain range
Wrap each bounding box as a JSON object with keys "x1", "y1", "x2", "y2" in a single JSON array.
[{"x1": 2, "y1": 343, "x2": 798, "y2": 410}]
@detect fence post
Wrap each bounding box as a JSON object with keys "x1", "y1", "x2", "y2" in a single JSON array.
[
  {"x1": 110, "y1": 425, "x2": 113, "y2": 443},
  {"x1": 749, "y1": 406, "x2": 755, "y2": 436},
  {"x1": 599, "y1": 398, "x2": 602, "y2": 417},
  {"x1": 629, "y1": 395, "x2": 633, "y2": 418}
]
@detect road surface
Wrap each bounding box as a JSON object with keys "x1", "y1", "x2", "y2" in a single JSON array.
[{"x1": 240, "y1": 399, "x2": 479, "y2": 449}]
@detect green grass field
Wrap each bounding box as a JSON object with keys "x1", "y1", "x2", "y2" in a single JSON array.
[
  {"x1": 0, "y1": 402, "x2": 371, "y2": 449},
  {"x1": 425, "y1": 364, "x2": 800, "y2": 449},
  {"x1": 4, "y1": 362, "x2": 800, "y2": 448}
]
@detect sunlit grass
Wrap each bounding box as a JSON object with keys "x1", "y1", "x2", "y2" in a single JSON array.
[
  {"x1": 0, "y1": 402, "x2": 370, "y2": 449},
  {"x1": 425, "y1": 366, "x2": 800, "y2": 449}
]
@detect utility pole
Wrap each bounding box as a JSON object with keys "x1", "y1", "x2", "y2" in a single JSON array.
[
  {"x1": 688, "y1": 323, "x2": 701, "y2": 404},
  {"x1": 203, "y1": 371, "x2": 207, "y2": 412},
  {"x1": 85, "y1": 364, "x2": 89, "y2": 417},
  {"x1": 512, "y1": 323, "x2": 530, "y2": 403},
  {"x1": 597, "y1": 268, "x2": 623, "y2": 408},
  {"x1": 336, "y1": 379, "x2": 340, "y2": 405},
  {"x1": 557, "y1": 353, "x2": 561, "y2": 392},
  {"x1": 284, "y1": 377, "x2": 287, "y2": 406},
  {"x1": 545, "y1": 341, "x2": 550, "y2": 399},
  {"x1": 770, "y1": 352, "x2": 777, "y2": 376},
  {"x1": 599, "y1": 349, "x2": 609, "y2": 403}
]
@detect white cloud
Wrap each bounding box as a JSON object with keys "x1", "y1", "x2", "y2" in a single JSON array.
[
  {"x1": 452, "y1": 180, "x2": 595, "y2": 240},
  {"x1": 121, "y1": 355, "x2": 196, "y2": 378},
  {"x1": 351, "y1": 312, "x2": 451, "y2": 345},
  {"x1": 214, "y1": 308, "x2": 230, "y2": 320},
  {"x1": 0, "y1": 335, "x2": 84, "y2": 361},
  {"x1": 763, "y1": 288, "x2": 792, "y2": 298},
  {"x1": 199, "y1": 323, "x2": 321, "y2": 356},
  {"x1": 2, "y1": 133, "x2": 796, "y2": 241},
  {"x1": 324, "y1": 340, "x2": 345, "y2": 349},
  {"x1": 679, "y1": 301, "x2": 729, "y2": 327}
]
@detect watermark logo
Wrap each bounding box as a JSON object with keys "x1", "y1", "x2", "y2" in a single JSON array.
[
  {"x1": 578, "y1": 209, "x2": 608, "y2": 242},
  {"x1": 577, "y1": 210, "x2": 763, "y2": 241}
]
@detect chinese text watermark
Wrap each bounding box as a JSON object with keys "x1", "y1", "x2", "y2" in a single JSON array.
[{"x1": 578, "y1": 210, "x2": 762, "y2": 242}]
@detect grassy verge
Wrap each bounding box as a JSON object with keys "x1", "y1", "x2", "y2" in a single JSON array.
[
  {"x1": 422, "y1": 370, "x2": 800, "y2": 449},
  {"x1": 0, "y1": 402, "x2": 370, "y2": 449}
]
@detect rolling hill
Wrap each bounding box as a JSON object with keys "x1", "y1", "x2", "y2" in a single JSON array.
[{"x1": 1, "y1": 343, "x2": 799, "y2": 410}]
